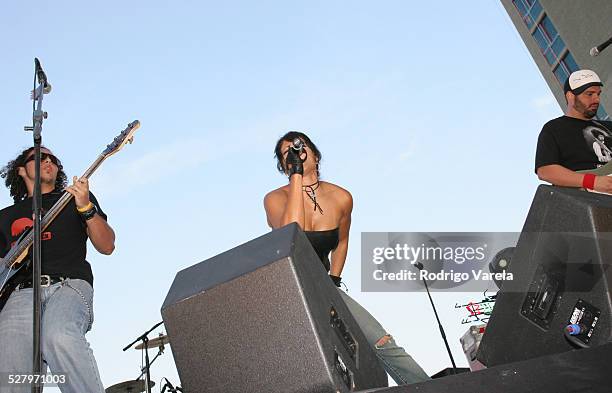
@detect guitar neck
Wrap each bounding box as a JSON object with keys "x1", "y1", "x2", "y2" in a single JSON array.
[
  {"x1": 4, "y1": 154, "x2": 107, "y2": 265},
  {"x1": 1, "y1": 119, "x2": 140, "y2": 269}
]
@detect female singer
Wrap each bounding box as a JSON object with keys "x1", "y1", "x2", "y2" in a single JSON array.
[{"x1": 263, "y1": 131, "x2": 430, "y2": 385}]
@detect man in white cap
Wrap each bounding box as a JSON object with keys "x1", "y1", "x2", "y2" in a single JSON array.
[{"x1": 535, "y1": 69, "x2": 612, "y2": 193}]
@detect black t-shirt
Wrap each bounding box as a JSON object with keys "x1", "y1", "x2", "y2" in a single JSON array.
[
  {"x1": 535, "y1": 115, "x2": 612, "y2": 172},
  {"x1": 0, "y1": 190, "x2": 107, "y2": 286}
]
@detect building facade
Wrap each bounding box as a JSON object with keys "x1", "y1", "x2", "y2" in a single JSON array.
[{"x1": 500, "y1": 0, "x2": 611, "y2": 119}]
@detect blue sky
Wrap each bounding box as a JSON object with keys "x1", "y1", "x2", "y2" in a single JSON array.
[{"x1": 0, "y1": 1, "x2": 565, "y2": 389}]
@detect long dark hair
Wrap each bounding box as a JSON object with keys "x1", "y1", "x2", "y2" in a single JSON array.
[
  {"x1": 274, "y1": 131, "x2": 322, "y2": 177},
  {"x1": 0, "y1": 147, "x2": 67, "y2": 203}
]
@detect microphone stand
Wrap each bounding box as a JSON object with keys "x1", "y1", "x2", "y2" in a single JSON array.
[
  {"x1": 135, "y1": 340, "x2": 164, "y2": 380},
  {"x1": 414, "y1": 262, "x2": 458, "y2": 374},
  {"x1": 123, "y1": 321, "x2": 164, "y2": 393},
  {"x1": 23, "y1": 58, "x2": 50, "y2": 393}
]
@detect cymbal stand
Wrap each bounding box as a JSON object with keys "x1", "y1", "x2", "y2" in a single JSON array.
[
  {"x1": 122, "y1": 321, "x2": 163, "y2": 393},
  {"x1": 136, "y1": 334, "x2": 166, "y2": 380}
]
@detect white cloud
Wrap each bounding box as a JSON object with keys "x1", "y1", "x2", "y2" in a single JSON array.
[
  {"x1": 531, "y1": 95, "x2": 557, "y2": 109},
  {"x1": 92, "y1": 75, "x2": 414, "y2": 198},
  {"x1": 94, "y1": 136, "x2": 233, "y2": 198},
  {"x1": 398, "y1": 140, "x2": 416, "y2": 161},
  {"x1": 530, "y1": 95, "x2": 563, "y2": 122}
]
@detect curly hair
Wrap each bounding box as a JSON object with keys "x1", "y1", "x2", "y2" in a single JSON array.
[
  {"x1": 0, "y1": 147, "x2": 67, "y2": 203},
  {"x1": 274, "y1": 131, "x2": 322, "y2": 177}
]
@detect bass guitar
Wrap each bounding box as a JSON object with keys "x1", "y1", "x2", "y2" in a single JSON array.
[{"x1": 0, "y1": 120, "x2": 140, "y2": 312}]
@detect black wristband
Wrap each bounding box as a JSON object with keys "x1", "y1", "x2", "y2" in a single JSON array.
[
  {"x1": 330, "y1": 275, "x2": 342, "y2": 287},
  {"x1": 79, "y1": 204, "x2": 97, "y2": 221}
]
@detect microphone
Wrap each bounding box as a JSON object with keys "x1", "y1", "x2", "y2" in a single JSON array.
[
  {"x1": 291, "y1": 138, "x2": 304, "y2": 152},
  {"x1": 590, "y1": 35, "x2": 612, "y2": 57},
  {"x1": 34, "y1": 58, "x2": 52, "y2": 94}
]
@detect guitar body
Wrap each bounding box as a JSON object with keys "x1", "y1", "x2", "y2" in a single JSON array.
[
  {"x1": 0, "y1": 235, "x2": 33, "y2": 313},
  {"x1": 0, "y1": 257, "x2": 28, "y2": 306},
  {"x1": 0, "y1": 262, "x2": 26, "y2": 291},
  {"x1": 0, "y1": 280, "x2": 18, "y2": 314}
]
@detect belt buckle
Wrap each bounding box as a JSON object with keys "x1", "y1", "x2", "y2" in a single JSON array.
[{"x1": 40, "y1": 275, "x2": 51, "y2": 287}]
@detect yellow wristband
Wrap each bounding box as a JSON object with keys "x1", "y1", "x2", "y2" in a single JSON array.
[{"x1": 76, "y1": 201, "x2": 94, "y2": 213}]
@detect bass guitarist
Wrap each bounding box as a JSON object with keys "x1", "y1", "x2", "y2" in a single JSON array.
[{"x1": 0, "y1": 146, "x2": 115, "y2": 393}]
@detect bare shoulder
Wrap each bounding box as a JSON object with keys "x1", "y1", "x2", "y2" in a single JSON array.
[
  {"x1": 321, "y1": 181, "x2": 353, "y2": 211},
  {"x1": 263, "y1": 186, "x2": 290, "y2": 228},
  {"x1": 264, "y1": 185, "x2": 288, "y2": 207}
]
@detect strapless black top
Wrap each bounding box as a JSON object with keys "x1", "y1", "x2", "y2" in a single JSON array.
[{"x1": 304, "y1": 228, "x2": 339, "y2": 272}]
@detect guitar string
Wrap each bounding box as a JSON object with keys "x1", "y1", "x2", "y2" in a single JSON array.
[
  {"x1": 0, "y1": 123, "x2": 137, "y2": 298},
  {"x1": 1, "y1": 171, "x2": 90, "y2": 294}
]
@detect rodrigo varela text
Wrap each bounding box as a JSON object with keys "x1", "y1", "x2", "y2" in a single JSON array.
[{"x1": 373, "y1": 269, "x2": 512, "y2": 283}]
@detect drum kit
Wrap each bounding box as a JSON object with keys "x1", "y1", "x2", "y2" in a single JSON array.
[{"x1": 105, "y1": 322, "x2": 181, "y2": 393}]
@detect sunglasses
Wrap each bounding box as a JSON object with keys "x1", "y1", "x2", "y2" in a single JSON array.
[{"x1": 24, "y1": 152, "x2": 59, "y2": 166}]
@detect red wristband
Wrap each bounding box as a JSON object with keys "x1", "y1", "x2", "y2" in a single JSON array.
[{"x1": 582, "y1": 174, "x2": 596, "y2": 190}]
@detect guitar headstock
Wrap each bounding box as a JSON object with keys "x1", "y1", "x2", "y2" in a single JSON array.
[{"x1": 102, "y1": 120, "x2": 141, "y2": 158}]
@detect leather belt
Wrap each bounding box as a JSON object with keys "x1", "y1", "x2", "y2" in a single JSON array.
[{"x1": 17, "y1": 275, "x2": 67, "y2": 289}]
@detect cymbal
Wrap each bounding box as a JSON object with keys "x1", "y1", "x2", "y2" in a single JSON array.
[
  {"x1": 134, "y1": 334, "x2": 170, "y2": 350},
  {"x1": 105, "y1": 379, "x2": 155, "y2": 393}
]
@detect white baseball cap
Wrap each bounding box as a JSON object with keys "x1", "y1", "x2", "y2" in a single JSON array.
[{"x1": 564, "y1": 69, "x2": 603, "y2": 95}]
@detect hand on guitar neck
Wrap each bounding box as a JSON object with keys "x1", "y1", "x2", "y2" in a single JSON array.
[{"x1": 0, "y1": 120, "x2": 140, "y2": 312}]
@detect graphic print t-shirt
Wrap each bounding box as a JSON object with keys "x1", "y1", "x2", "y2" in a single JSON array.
[
  {"x1": 0, "y1": 191, "x2": 107, "y2": 286},
  {"x1": 535, "y1": 116, "x2": 612, "y2": 172}
]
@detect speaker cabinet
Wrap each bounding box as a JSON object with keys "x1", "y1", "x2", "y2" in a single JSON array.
[
  {"x1": 477, "y1": 185, "x2": 612, "y2": 366},
  {"x1": 360, "y1": 342, "x2": 612, "y2": 393},
  {"x1": 161, "y1": 223, "x2": 388, "y2": 393}
]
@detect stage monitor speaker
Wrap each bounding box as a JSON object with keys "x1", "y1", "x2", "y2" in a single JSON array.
[
  {"x1": 161, "y1": 223, "x2": 388, "y2": 393},
  {"x1": 477, "y1": 185, "x2": 612, "y2": 367},
  {"x1": 358, "y1": 342, "x2": 612, "y2": 393}
]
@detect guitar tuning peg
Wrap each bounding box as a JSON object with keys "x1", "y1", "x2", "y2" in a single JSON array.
[{"x1": 128, "y1": 137, "x2": 133, "y2": 144}]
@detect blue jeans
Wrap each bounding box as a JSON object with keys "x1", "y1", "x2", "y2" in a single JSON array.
[
  {"x1": 338, "y1": 289, "x2": 430, "y2": 385},
  {"x1": 0, "y1": 279, "x2": 104, "y2": 393}
]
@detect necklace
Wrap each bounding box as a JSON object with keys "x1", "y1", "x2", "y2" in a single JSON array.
[{"x1": 302, "y1": 181, "x2": 323, "y2": 214}]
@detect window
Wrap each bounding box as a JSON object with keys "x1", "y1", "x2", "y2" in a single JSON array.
[
  {"x1": 562, "y1": 52, "x2": 578, "y2": 73},
  {"x1": 532, "y1": 28, "x2": 548, "y2": 51},
  {"x1": 513, "y1": 1, "x2": 611, "y2": 120},
  {"x1": 512, "y1": 0, "x2": 543, "y2": 28},
  {"x1": 553, "y1": 64, "x2": 569, "y2": 86},
  {"x1": 532, "y1": 16, "x2": 566, "y2": 65},
  {"x1": 552, "y1": 52, "x2": 579, "y2": 85},
  {"x1": 528, "y1": 1, "x2": 543, "y2": 24},
  {"x1": 513, "y1": 0, "x2": 528, "y2": 17},
  {"x1": 540, "y1": 15, "x2": 557, "y2": 39}
]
